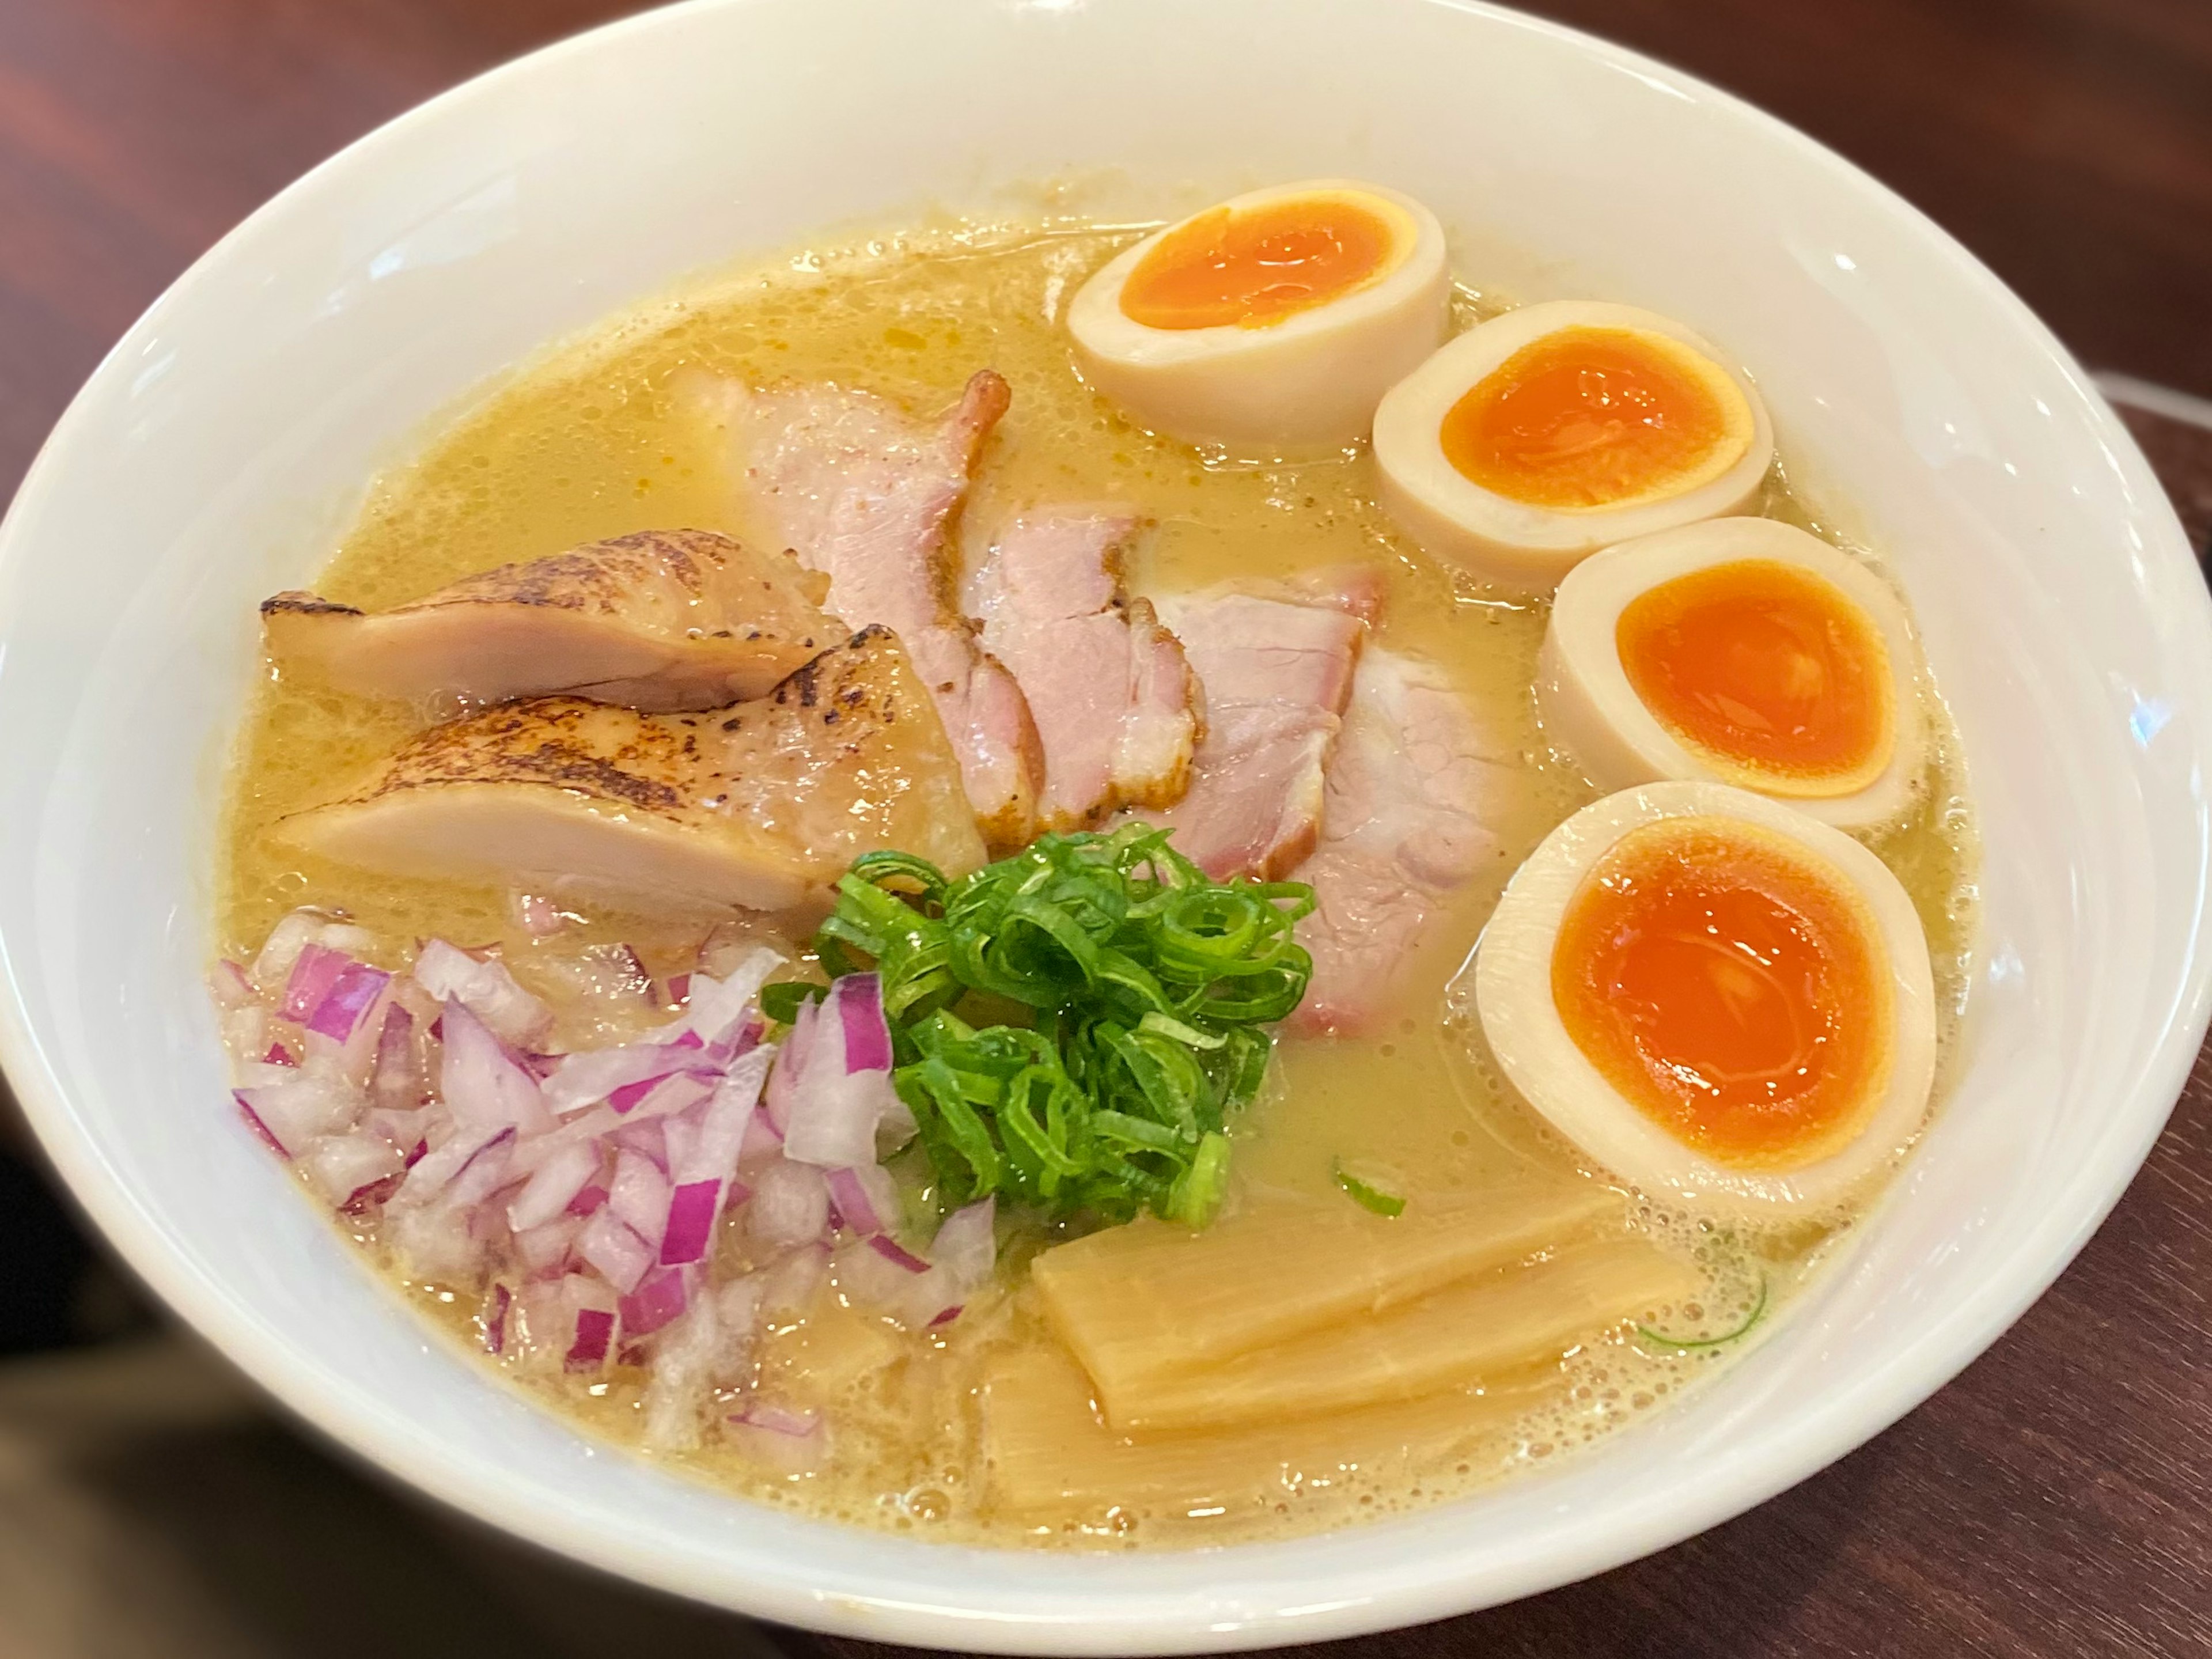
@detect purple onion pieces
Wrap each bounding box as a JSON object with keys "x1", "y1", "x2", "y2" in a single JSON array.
[
  {"x1": 577, "y1": 1207, "x2": 656, "y2": 1294},
  {"x1": 830, "y1": 973, "x2": 893, "y2": 1073},
  {"x1": 483, "y1": 1283, "x2": 513, "y2": 1354},
  {"x1": 281, "y1": 944, "x2": 352, "y2": 1023},
  {"x1": 414, "y1": 938, "x2": 552, "y2": 1047},
  {"x1": 824, "y1": 1164, "x2": 899, "y2": 1237},
  {"x1": 657, "y1": 1180, "x2": 723, "y2": 1267},
  {"x1": 566, "y1": 1306, "x2": 616, "y2": 1372},
  {"x1": 506, "y1": 1138, "x2": 604, "y2": 1234},
  {"x1": 618, "y1": 1266, "x2": 690, "y2": 1336},
  {"x1": 305, "y1": 960, "x2": 392, "y2": 1044},
  {"x1": 438, "y1": 999, "x2": 552, "y2": 1137}
]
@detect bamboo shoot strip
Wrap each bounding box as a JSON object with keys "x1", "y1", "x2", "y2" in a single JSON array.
[
  {"x1": 1032, "y1": 1179, "x2": 1622, "y2": 1398},
  {"x1": 1092, "y1": 1236, "x2": 1700, "y2": 1433},
  {"x1": 983, "y1": 1348, "x2": 1549, "y2": 1518}
]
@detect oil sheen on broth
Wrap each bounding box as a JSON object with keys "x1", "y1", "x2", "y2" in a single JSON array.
[{"x1": 217, "y1": 222, "x2": 1978, "y2": 1547}]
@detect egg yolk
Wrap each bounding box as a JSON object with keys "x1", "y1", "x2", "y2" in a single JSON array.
[
  {"x1": 1439, "y1": 327, "x2": 1752, "y2": 510},
  {"x1": 1119, "y1": 194, "x2": 1400, "y2": 331},
  {"x1": 1616, "y1": 559, "x2": 1895, "y2": 796},
  {"x1": 1551, "y1": 817, "x2": 1892, "y2": 1172}
]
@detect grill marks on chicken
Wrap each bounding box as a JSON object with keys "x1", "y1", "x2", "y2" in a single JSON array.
[
  {"x1": 260, "y1": 529, "x2": 832, "y2": 712},
  {"x1": 692, "y1": 368, "x2": 1043, "y2": 845},
  {"x1": 1290, "y1": 650, "x2": 1508, "y2": 1035},
  {"x1": 968, "y1": 508, "x2": 1202, "y2": 831},
  {"x1": 1141, "y1": 575, "x2": 1374, "y2": 880},
  {"x1": 281, "y1": 627, "x2": 986, "y2": 919}
]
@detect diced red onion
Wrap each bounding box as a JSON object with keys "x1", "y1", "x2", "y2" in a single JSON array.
[
  {"x1": 236, "y1": 1094, "x2": 287, "y2": 1158},
  {"x1": 738, "y1": 1111, "x2": 785, "y2": 1163},
  {"x1": 483, "y1": 1283, "x2": 513, "y2": 1353},
  {"x1": 512, "y1": 1214, "x2": 582, "y2": 1279},
  {"x1": 305, "y1": 960, "x2": 391, "y2": 1044},
  {"x1": 611, "y1": 1070, "x2": 716, "y2": 1122},
  {"x1": 234, "y1": 1070, "x2": 363, "y2": 1157},
  {"x1": 414, "y1": 938, "x2": 552, "y2": 1047},
  {"x1": 732, "y1": 1402, "x2": 819, "y2": 1437},
  {"x1": 566, "y1": 1182, "x2": 608, "y2": 1218},
  {"x1": 781, "y1": 1069, "x2": 908, "y2": 1170},
  {"x1": 676, "y1": 1052, "x2": 767, "y2": 1185},
  {"x1": 663, "y1": 973, "x2": 692, "y2": 1007},
  {"x1": 830, "y1": 1238, "x2": 923, "y2": 1315},
  {"x1": 608, "y1": 1116, "x2": 669, "y2": 1173},
  {"x1": 658, "y1": 1180, "x2": 722, "y2": 1267},
  {"x1": 927, "y1": 1304, "x2": 963, "y2": 1328},
  {"x1": 391, "y1": 1121, "x2": 514, "y2": 1210},
  {"x1": 747, "y1": 1159, "x2": 830, "y2": 1250},
  {"x1": 567, "y1": 1306, "x2": 615, "y2": 1371},
  {"x1": 513, "y1": 892, "x2": 566, "y2": 939},
  {"x1": 757, "y1": 1241, "x2": 829, "y2": 1316},
  {"x1": 251, "y1": 910, "x2": 329, "y2": 993},
  {"x1": 388, "y1": 1194, "x2": 489, "y2": 1282},
  {"x1": 370, "y1": 1006, "x2": 422, "y2": 1112},
  {"x1": 507, "y1": 1138, "x2": 604, "y2": 1233},
  {"x1": 341, "y1": 1172, "x2": 404, "y2": 1217},
  {"x1": 577, "y1": 1208, "x2": 656, "y2": 1294},
  {"x1": 824, "y1": 1164, "x2": 898, "y2": 1237},
  {"x1": 298, "y1": 1131, "x2": 405, "y2": 1206},
  {"x1": 438, "y1": 999, "x2": 551, "y2": 1137},
  {"x1": 618, "y1": 1266, "x2": 690, "y2": 1336},
  {"x1": 209, "y1": 960, "x2": 257, "y2": 1010},
  {"x1": 831, "y1": 973, "x2": 893, "y2": 1073},
  {"x1": 657, "y1": 948, "x2": 781, "y2": 1050},
  {"x1": 282, "y1": 944, "x2": 352, "y2": 1023},
  {"x1": 264, "y1": 1043, "x2": 296, "y2": 1067},
  {"x1": 930, "y1": 1197, "x2": 998, "y2": 1294},
  {"x1": 609, "y1": 1149, "x2": 671, "y2": 1248},
  {"x1": 544, "y1": 1040, "x2": 713, "y2": 1116},
  {"x1": 868, "y1": 1233, "x2": 931, "y2": 1274},
  {"x1": 725, "y1": 1403, "x2": 826, "y2": 1473}
]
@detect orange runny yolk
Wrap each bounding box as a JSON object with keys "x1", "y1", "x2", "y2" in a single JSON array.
[
  {"x1": 1119, "y1": 194, "x2": 1399, "y2": 331},
  {"x1": 1616, "y1": 559, "x2": 1895, "y2": 796},
  {"x1": 1551, "y1": 817, "x2": 1892, "y2": 1172},
  {"x1": 1440, "y1": 326, "x2": 1749, "y2": 510}
]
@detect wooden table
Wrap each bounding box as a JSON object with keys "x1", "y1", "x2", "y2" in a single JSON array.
[{"x1": 1, "y1": 3, "x2": 2208, "y2": 1656}]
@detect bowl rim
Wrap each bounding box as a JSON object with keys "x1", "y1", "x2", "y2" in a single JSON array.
[{"x1": 2, "y1": 0, "x2": 2208, "y2": 1649}]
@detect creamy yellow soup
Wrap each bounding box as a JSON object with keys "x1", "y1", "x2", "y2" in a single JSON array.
[{"x1": 216, "y1": 220, "x2": 1978, "y2": 1548}]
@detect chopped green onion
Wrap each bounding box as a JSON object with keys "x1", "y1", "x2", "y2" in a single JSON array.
[
  {"x1": 1635, "y1": 1272, "x2": 1770, "y2": 1351},
  {"x1": 759, "y1": 980, "x2": 828, "y2": 1024},
  {"x1": 808, "y1": 824, "x2": 1313, "y2": 1227},
  {"x1": 1332, "y1": 1159, "x2": 1406, "y2": 1218}
]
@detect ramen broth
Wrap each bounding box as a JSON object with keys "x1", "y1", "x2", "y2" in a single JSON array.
[{"x1": 215, "y1": 222, "x2": 1977, "y2": 1546}]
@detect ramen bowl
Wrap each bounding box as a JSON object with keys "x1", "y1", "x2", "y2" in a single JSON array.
[{"x1": 0, "y1": 0, "x2": 2206, "y2": 1650}]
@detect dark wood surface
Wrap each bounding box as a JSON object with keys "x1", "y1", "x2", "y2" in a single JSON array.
[{"x1": 1, "y1": 3, "x2": 2208, "y2": 1656}]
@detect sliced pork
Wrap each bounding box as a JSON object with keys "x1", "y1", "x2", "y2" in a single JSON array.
[
  {"x1": 261, "y1": 529, "x2": 832, "y2": 713},
  {"x1": 968, "y1": 508, "x2": 1202, "y2": 831},
  {"x1": 284, "y1": 627, "x2": 987, "y2": 919},
  {"x1": 1141, "y1": 574, "x2": 1376, "y2": 879},
  {"x1": 1291, "y1": 650, "x2": 1509, "y2": 1036},
  {"x1": 691, "y1": 368, "x2": 1041, "y2": 845}
]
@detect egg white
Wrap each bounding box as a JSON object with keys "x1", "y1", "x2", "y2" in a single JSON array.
[
  {"x1": 1537, "y1": 518, "x2": 1926, "y2": 830},
  {"x1": 1372, "y1": 300, "x2": 1774, "y2": 594},
  {"x1": 1475, "y1": 781, "x2": 1937, "y2": 1220},
  {"x1": 1067, "y1": 179, "x2": 1449, "y2": 455}
]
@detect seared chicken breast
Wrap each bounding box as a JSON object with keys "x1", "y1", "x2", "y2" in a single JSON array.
[
  {"x1": 261, "y1": 528, "x2": 832, "y2": 712},
  {"x1": 282, "y1": 627, "x2": 986, "y2": 918}
]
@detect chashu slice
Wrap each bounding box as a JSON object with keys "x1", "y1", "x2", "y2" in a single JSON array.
[
  {"x1": 690, "y1": 368, "x2": 1044, "y2": 846},
  {"x1": 1291, "y1": 650, "x2": 1510, "y2": 1036},
  {"x1": 281, "y1": 626, "x2": 986, "y2": 919},
  {"x1": 1138, "y1": 567, "x2": 1380, "y2": 880},
  {"x1": 260, "y1": 528, "x2": 834, "y2": 713},
  {"x1": 967, "y1": 507, "x2": 1202, "y2": 831}
]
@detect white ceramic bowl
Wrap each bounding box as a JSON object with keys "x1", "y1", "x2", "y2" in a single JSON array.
[{"x1": 1, "y1": 0, "x2": 2207, "y2": 1650}]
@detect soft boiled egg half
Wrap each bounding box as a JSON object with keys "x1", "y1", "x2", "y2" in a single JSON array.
[
  {"x1": 1538, "y1": 518, "x2": 1924, "y2": 830},
  {"x1": 1476, "y1": 782, "x2": 1936, "y2": 1219},
  {"x1": 1373, "y1": 301, "x2": 1774, "y2": 593},
  {"x1": 1067, "y1": 179, "x2": 1449, "y2": 454}
]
